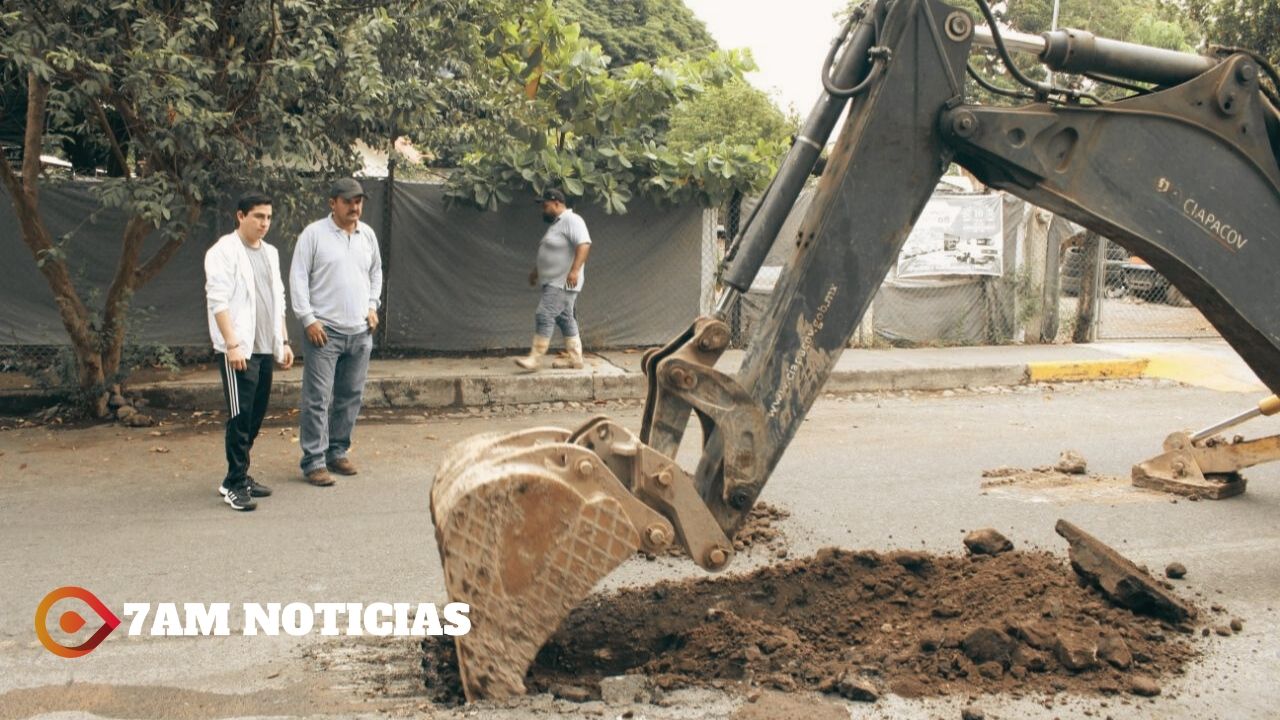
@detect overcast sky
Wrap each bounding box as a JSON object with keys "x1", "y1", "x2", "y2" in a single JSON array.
[{"x1": 683, "y1": 0, "x2": 851, "y2": 116}]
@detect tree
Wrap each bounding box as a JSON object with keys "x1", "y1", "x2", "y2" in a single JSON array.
[
  {"x1": 1190, "y1": 0, "x2": 1280, "y2": 66},
  {"x1": 376, "y1": 0, "x2": 523, "y2": 169},
  {"x1": 666, "y1": 78, "x2": 797, "y2": 155},
  {"x1": 0, "y1": 0, "x2": 512, "y2": 415},
  {"x1": 446, "y1": 1, "x2": 788, "y2": 213},
  {"x1": 557, "y1": 0, "x2": 716, "y2": 67},
  {"x1": 416, "y1": 0, "x2": 718, "y2": 169}
]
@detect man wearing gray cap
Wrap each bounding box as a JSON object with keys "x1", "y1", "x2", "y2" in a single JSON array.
[
  {"x1": 515, "y1": 188, "x2": 593, "y2": 371},
  {"x1": 290, "y1": 178, "x2": 383, "y2": 487}
]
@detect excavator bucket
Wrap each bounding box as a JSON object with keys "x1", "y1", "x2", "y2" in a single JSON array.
[{"x1": 430, "y1": 425, "x2": 672, "y2": 701}]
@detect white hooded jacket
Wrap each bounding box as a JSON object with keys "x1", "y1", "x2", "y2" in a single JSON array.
[{"x1": 204, "y1": 232, "x2": 288, "y2": 362}]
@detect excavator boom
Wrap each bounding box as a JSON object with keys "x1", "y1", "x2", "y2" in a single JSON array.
[{"x1": 432, "y1": 0, "x2": 1280, "y2": 700}]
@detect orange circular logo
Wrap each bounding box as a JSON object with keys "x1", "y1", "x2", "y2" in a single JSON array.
[{"x1": 35, "y1": 587, "x2": 121, "y2": 658}]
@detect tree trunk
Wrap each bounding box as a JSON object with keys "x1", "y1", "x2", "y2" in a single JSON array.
[
  {"x1": 1072, "y1": 232, "x2": 1101, "y2": 344},
  {"x1": 1021, "y1": 207, "x2": 1050, "y2": 343},
  {"x1": 100, "y1": 215, "x2": 153, "y2": 382},
  {"x1": 0, "y1": 74, "x2": 110, "y2": 415},
  {"x1": 1041, "y1": 215, "x2": 1064, "y2": 342},
  {"x1": 99, "y1": 207, "x2": 197, "y2": 382}
]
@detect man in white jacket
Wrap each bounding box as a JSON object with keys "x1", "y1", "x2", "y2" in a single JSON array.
[{"x1": 205, "y1": 194, "x2": 294, "y2": 511}]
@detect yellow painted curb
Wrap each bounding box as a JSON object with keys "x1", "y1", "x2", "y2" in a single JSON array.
[
  {"x1": 1027, "y1": 359, "x2": 1150, "y2": 383},
  {"x1": 1143, "y1": 356, "x2": 1265, "y2": 393}
]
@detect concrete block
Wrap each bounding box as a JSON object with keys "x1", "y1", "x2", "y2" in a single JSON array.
[
  {"x1": 593, "y1": 373, "x2": 646, "y2": 401},
  {"x1": 375, "y1": 378, "x2": 458, "y2": 408},
  {"x1": 139, "y1": 383, "x2": 224, "y2": 410},
  {"x1": 823, "y1": 365, "x2": 1026, "y2": 394},
  {"x1": 271, "y1": 382, "x2": 302, "y2": 408},
  {"x1": 458, "y1": 377, "x2": 491, "y2": 406},
  {"x1": 0, "y1": 389, "x2": 72, "y2": 414},
  {"x1": 919, "y1": 366, "x2": 1027, "y2": 391},
  {"x1": 823, "y1": 368, "x2": 899, "y2": 393},
  {"x1": 487, "y1": 374, "x2": 594, "y2": 406}
]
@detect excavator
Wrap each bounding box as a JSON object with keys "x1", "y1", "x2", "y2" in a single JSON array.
[{"x1": 431, "y1": 0, "x2": 1280, "y2": 700}]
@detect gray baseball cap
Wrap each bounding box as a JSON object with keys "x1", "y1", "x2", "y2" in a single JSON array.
[{"x1": 329, "y1": 178, "x2": 365, "y2": 200}]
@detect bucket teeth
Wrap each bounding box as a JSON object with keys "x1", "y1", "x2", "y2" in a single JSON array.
[{"x1": 431, "y1": 427, "x2": 644, "y2": 701}]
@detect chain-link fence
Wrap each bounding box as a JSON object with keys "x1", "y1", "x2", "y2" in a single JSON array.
[
  {"x1": 1054, "y1": 232, "x2": 1218, "y2": 341},
  {"x1": 717, "y1": 181, "x2": 1222, "y2": 351}
]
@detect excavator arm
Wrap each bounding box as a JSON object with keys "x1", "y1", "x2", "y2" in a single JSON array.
[{"x1": 432, "y1": 0, "x2": 1280, "y2": 700}]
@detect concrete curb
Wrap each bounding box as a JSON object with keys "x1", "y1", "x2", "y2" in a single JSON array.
[
  {"x1": 0, "y1": 354, "x2": 1164, "y2": 414},
  {"x1": 1027, "y1": 359, "x2": 1149, "y2": 384},
  {"x1": 119, "y1": 358, "x2": 1149, "y2": 412},
  {"x1": 823, "y1": 364, "x2": 1028, "y2": 393}
]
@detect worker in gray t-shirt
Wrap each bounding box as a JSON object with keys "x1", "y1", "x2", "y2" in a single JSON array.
[{"x1": 515, "y1": 188, "x2": 592, "y2": 371}]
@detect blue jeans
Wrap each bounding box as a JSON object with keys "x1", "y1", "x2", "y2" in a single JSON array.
[
  {"x1": 299, "y1": 328, "x2": 372, "y2": 473},
  {"x1": 534, "y1": 284, "x2": 580, "y2": 339}
]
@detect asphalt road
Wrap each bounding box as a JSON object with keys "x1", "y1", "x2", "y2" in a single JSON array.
[{"x1": 2, "y1": 379, "x2": 1278, "y2": 719}]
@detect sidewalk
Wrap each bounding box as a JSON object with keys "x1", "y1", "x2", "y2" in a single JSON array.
[{"x1": 25, "y1": 338, "x2": 1254, "y2": 412}]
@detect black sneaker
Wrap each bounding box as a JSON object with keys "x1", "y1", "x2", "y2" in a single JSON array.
[
  {"x1": 221, "y1": 484, "x2": 257, "y2": 511},
  {"x1": 218, "y1": 477, "x2": 272, "y2": 498},
  {"x1": 245, "y1": 476, "x2": 273, "y2": 497}
]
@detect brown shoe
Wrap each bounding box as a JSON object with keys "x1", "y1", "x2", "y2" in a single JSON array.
[
  {"x1": 327, "y1": 457, "x2": 358, "y2": 476},
  {"x1": 305, "y1": 468, "x2": 335, "y2": 486}
]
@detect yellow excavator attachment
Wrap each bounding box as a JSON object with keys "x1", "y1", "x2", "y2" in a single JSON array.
[
  {"x1": 1132, "y1": 395, "x2": 1280, "y2": 499},
  {"x1": 430, "y1": 424, "x2": 674, "y2": 701}
]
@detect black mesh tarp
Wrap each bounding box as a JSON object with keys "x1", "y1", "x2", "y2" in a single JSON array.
[
  {"x1": 1, "y1": 180, "x2": 703, "y2": 351},
  {"x1": 386, "y1": 183, "x2": 702, "y2": 350}
]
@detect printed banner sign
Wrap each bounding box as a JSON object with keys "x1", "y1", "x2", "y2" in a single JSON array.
[{"x1": 896, "y1": 193, "x2": 1003, "y2": 279}]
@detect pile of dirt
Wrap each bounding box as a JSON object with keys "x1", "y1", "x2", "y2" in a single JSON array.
[
  {"x1": 654, "y1": 502, "x2": 791, "y2": 560},
  {"x1": 732, "y1": 502, "x2": 791, "y2": 556},
  {"x1": 423, "y1": 544, "x2": 1212, "y2": 705}
]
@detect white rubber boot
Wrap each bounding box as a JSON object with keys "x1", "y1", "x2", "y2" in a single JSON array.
[
  {"x1": 514, "y1": 336, "x2": 550, "y2": 371},
  {"x1": 552, "y1": 336, "x2": 585, "y2": 369}
]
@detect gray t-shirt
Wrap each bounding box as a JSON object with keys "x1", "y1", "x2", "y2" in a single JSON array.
[
  {"x1": 245, "y1": 243, "x2": 274, "y2": 354},
  {"x1": 536, "y1": 209, "x2": 592, "y2": 291}
]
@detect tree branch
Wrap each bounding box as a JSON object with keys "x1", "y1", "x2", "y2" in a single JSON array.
[
  {"x1": 90, "y1": 99, "x2": 130, "y2": 175},
  {"x1": 134, "y1": 203, "x2": 200, "y2": 288},
  {"x1": 0, "y1": 145, "x2": 48, "y2": 254},
  {"x1": 102, "y1": 92, "x2": 148, "y2": 173},
  {"x1": 21, "y1": 71, "x2": 47, "y2": 190}
]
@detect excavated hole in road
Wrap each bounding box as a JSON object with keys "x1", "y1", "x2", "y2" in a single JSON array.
[{"x1": 422, "y1": 546, "x2": 1210, "y2": 706}]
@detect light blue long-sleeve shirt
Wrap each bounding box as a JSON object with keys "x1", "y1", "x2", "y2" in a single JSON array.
[{"x1": 290, "y1": 215, "x2": 383, "y2": 334}]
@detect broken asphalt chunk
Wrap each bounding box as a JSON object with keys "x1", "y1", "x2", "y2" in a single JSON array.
[{"x1": 1055, "y1": 519, "x2": 1196, "y2": 623}]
